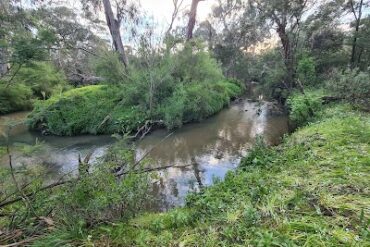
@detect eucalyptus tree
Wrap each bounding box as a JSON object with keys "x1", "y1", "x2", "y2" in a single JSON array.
[
  {"x1": 36, "y1": 6, "x2": 106, "y2": 84},
  {"x1": 81, "y1": 0, "x2": 139, "y2": 68},
  {"x1": 186, "y1": 0, "x2": 205, "y2": 40},
  {"x1": 0, "y1": 1, "x2": 55, "y2": 80},
  {"x1": 205, "y1": 0, "x2": 268, "y2": 79},
  {"x1": 344, "y1": 0, "x2": 368, "y2": 68},
  {"x1": 250, "y1": 0, "x2": 314, "y2": 90}
]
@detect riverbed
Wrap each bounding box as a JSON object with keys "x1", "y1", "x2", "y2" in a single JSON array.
[{"x1": 0, "y1": 99, "x2": 289, "y2": 210}]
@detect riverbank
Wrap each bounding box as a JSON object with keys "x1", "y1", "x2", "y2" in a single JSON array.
[
  {"x1": 27, "y1": 80, "x2": 244, "y2": 136},
  {"x1": 47, "y1": 102, "x2": 369, "y2": 246}
]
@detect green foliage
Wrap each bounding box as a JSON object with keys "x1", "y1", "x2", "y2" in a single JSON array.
[
  {"x1": 0, "y1": 82, "x2": 33, "y2": 114},
  {"x1": 15, "y1": 62, "x2": 68, "y2": 99},
  {"x1": 90, "y1": 51, "x2": 127, "y2": 84},
  {"x1": 240, "y1": 136, "x2": 272, "y2": 169},
  {"x1": 251, "y1": 49, "x2": 288, "y2": 101},
  {"x1": 172, "y1": 43, "x2": 224, "y2": 83},
  {"x1": 159, "y1": 80, "x2": 242, "y2": 129},
  {"x1": 326, "y1": 69, "x2": 370, "y2": 108},
  {"x1": 309, "y1": 29, "x2": 348, "y2": 73},
  {"x1": 297, "y1": 54, "x2": 316, "y2": 85},
  {"x1": 0, "y1": 146, "x2": 6, "y2": 157},
  {"x1": 27, "y1": 85, "x2": 148, "y2": 135},
  {"x1": 1, "y1": 141, "x2": 153, "y2": 246},
  {"x1": 287, "y1": 90, "x2": 323, "y2": 126}
]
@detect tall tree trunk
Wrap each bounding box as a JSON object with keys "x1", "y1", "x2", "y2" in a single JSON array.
[
  {"x1": 0, "y1": 52, "x2": 8, "y2": 76},
  {"x1": 0, "y1": 32, "x2": 8, "y2": 76},
  {"x1": 350, "y1": 0, "x2": 363, "y2": 69},
  {"x1": 186, "y1": 0, "x2": 204, "y2": 41},
  {"x1": 102, "y1": 0, "x2": 128, "y2": 68},
  {"x1": 277, "y1": 25, "x2": 295, "y2": 90}
]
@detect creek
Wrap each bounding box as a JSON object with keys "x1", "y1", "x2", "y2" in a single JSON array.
[{"x1": 0, "y1": 98, "x2": 289, "y2": 210}]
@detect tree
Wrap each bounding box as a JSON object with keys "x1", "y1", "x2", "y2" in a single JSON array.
[
  {"x1": 36, "y1": 6, "x2": 106, "y2": 85},
  {"x1": 207, "y1": 0, "x2": 268, "y2": 79},
  {"x1": 251, "y1": 0, "x2": 312, "y2": 90},
  {"x1": 166, "y1": 0, "x2": 186, "y2": 36},
  {"x1": 102, "y1": 0, "x2": 128, "y2": 67},
  {"x1": 82, "y1": 0, "x2": 139, "y2": 68},
  {"x1": 345, "y1": 0, "x2": 367, "y2": 68},
  {"x1": 186, "y1": 0, "x2": 205, "y2": 41}
]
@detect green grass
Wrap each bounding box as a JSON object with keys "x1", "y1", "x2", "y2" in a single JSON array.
[
  {"x1": 0, "y1": 146, "x2": 6, "y2": 158},
  {"x1": 27, "y1": 85, "x2": 148, "y2": 136},
  {"x1": 64, "y1": 103, "x2": 370, "y2": 246}
]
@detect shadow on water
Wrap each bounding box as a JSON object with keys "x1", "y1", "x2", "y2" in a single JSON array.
[{"x1": 0, "y1": 99, "x2": 289, "y2": 211}]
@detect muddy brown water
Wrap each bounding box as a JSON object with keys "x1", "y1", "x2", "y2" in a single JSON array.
[{"x1": 0, "y1": 99, "x2": 289, "y2": 210}]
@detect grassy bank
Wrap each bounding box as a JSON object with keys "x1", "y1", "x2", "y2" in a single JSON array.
[
  {"x1": 52, "y1": 103, "x2": 370, "y2": 246},
  {"x1": 27, "y1": 80, "x2": 243, "y2": 136}
]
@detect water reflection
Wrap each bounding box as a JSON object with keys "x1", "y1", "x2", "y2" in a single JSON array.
[{"x1": 135, "y1": 100, "x2": 289, "y2": 209}]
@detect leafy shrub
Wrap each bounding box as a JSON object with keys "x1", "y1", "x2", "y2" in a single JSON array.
[
  {"x1": 252, "y1": 49, "x2": 287, "y2": 100},
  {"x1": 240, "y1": 136, "x2": 272, "y2": 169},
  {"x1": 171, "y1": 42, "x2": 224, "y2": 84},
  {"x1": 159, "y1": 80, "x2": 242, "y2": 129},
  {"x1": 287, "y1": 91, "x2": 323, "y2": 126},
  {"x1": 0, "y1": 82, "x2": 33, "y2": 114},
  {"x1": 1, "y1": 141, "x2": 153, "y2": 245},
  {"x1": 15, "y1": 62, "x2": 68, "y2": 98},
  {"x1": 326, "y1": 69, "x2": 370, "y2": 108},
  {"x1": 297, "y1": 54, "x2": 316, "y2": 85},
  {"x1": 28, "y1": 85, "x2": 148, "y2": 135},
  {"x1": 90, "y1": 51, "x2": 127, "y2": 84}
]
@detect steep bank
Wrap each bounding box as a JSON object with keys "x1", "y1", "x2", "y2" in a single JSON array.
[{"x1": 64, "y1": 103, "x2": 370, "y2": 246}]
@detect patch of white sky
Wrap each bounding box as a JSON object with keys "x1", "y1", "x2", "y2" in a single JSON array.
[
  {"x1": 30, "y1": 0, "x2": 216, "y2": 46},
  {"x1": 140, "y1": 0, "x2": 215, "y2": 29}
]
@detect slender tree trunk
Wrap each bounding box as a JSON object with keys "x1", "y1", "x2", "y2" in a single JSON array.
[
  {"x1": 0, "y1": 55, "x2": 8, "y2": 76},
  {"x1": 350, "y1": 0, "x2": 363, "y2": 69},
  {"x1": 102, "y1": 0, "x2": 128, "y2": 68},
  {"x1": 0, "y1": 33, "x2": 8, "y2": 76},
  {"x1": 186, "y1": 0, "x2": 204, "y2": 41},
  {"x1": 277, "y1": 25, "x2": 295, "y2": 90}
]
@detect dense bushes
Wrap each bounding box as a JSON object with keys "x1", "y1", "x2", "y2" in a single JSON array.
[
  {"x1": 27, "y1": 85, "x2": 148, "y2": 135},
  {"x1": 160, "y1": 80, "x2": 242, "y2": 129},
  {"x1": 0, "y1": 83, "x2": 33, "y2": 114},
  {"x1": 0, "y1": 141, "x2": 153, "y2": 245},
  {"x1": 297, "y1": 54, "x2": 316, "y2": 85},
  {"x1": 28, "y1": 79, "x2": 242, "y2": 135},
  {"x1": 326, "y1": 69, "x2": 370, "y2": 108},
  {"x1": 0, "y1": 62, "x2": 68, "y2": 115},
  {"x1": 287, "y1": 90, "x2": 323, "y2": 126},
  {"x1": 15, "y1": 62, "x2": 68, "y2": 99},
  {"x1": 28, "y1": 44, "x2": 244, "y2": 136}
]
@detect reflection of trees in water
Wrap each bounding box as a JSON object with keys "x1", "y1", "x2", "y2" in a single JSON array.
[
  {"x1": 137, "y1": 101, "x2": 289, "y2": 210},
  {"x1": 137, "y1": 101, "x2": 287, "y2": 166}
]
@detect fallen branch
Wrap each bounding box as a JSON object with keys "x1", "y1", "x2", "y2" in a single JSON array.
[
  {"x1": 131, "y1": 132, "x2": 173, "y2": 171},
  {"x1": 0, "y1": 180, "x2": 72, "y2": 209},
  {"x1": 1, "y1": 236, "x2": 41, "y2": 247},
  {"x1": 121, "y1": 164, "x2": 191, "y2": 175}
]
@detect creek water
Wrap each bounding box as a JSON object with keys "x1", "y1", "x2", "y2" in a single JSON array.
[{"x1": 0, "y1": 99, "x2": 289, "y2": 210}]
